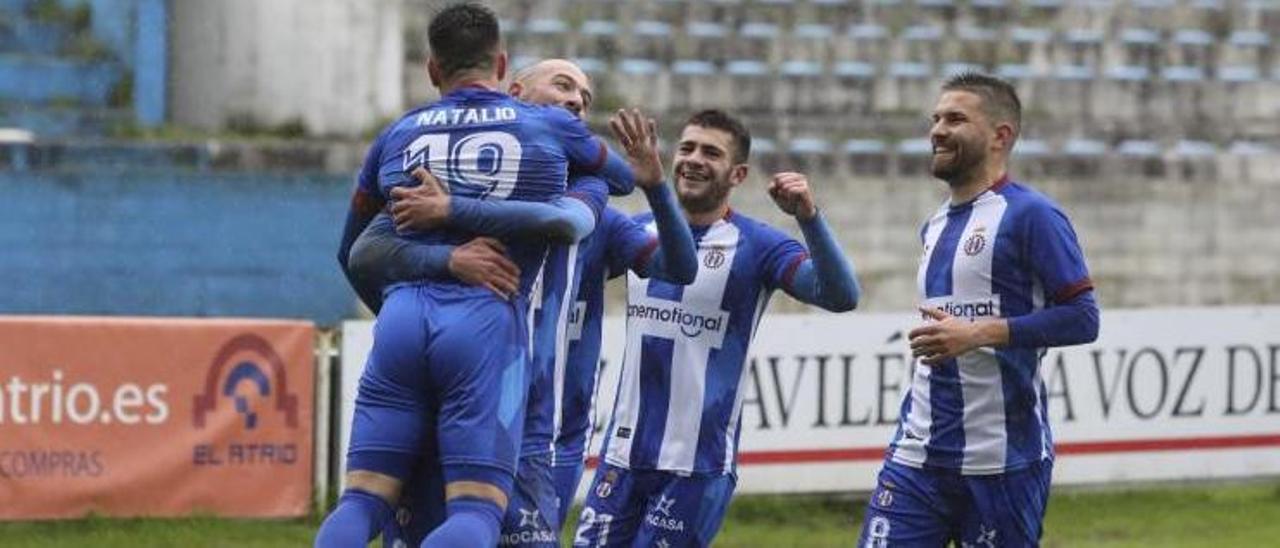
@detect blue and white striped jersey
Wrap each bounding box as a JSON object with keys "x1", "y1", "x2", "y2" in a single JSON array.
[
  {"x1": 890, "y1": 178, "x2": 1093, "y2": 475},
  {"x1": 549, "y1": 207, "x2": 658, "y2": 465},
  {"x1": 602, "y1": 210, "x2": 809, "y2": 474}
]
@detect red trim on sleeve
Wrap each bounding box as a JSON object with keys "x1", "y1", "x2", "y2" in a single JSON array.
[
  {"x1": 631, "y1": 237, "x2": 660, "y2": 270},
  {"x1": 585, "y1": 140, "x2": 609, "y2": 173},
  {"x1": 1053, "y1": 277, "x2": 1094, "y2": 304},
  {"x1": 781, "y1": 252, "x2": 810, "y2": 290}
]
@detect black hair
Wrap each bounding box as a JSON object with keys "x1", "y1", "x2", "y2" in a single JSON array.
[
  {"x1": 685, "y1": 109, "x2": 751, "y2": 164},
  {"x1": 427, "y1": 2, "x2": 502, "y2": 80}
]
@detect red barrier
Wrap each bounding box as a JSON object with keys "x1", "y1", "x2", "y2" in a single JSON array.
[{"x1": 0, "y1": 316, "x2": 314, "y2": 519}]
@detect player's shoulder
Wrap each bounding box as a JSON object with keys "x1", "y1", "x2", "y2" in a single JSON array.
[
  {"x1": 725, "y1": 210, "x2": 792, "y2": 244},
  {"x1": 994, "y1": 179, "x2": 1069, "y2": 219}
]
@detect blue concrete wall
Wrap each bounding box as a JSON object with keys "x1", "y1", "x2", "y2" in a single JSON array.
[{"x1": 0, "y1": 171, "x2": 361, "y2": 325}]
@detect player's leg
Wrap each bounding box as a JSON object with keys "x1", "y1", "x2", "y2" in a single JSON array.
[
  {"x1": 498, "y1": 452, "x2": 560, "y2": 547},
  {"x1": 382, "y1": 437, "x2": 446, "y2": 546},
  {"x1": 571, "y1": 463, "x2": 645, "y2": 546},
  {"x1": 420, "y1": 288, "x2": 531, "y2": 547},
  {"x1": 317, "y1": 288, "x2": 433, "y2": 547},
  {"x1": 958, "y1": 461, "x2": 1053, "y2": 547},
  {"x1": 856, "y1": 461, "x2": 957, "y2": 547},
  {"x1": 552, "y1": 456, "x2": 586, "y2": 527},
  {"x1": 631, "y1": 470, "x2": 736, "y2": 548},
  {"x1": 553, "y1": 355, "x2": 600, "y2": 525}
]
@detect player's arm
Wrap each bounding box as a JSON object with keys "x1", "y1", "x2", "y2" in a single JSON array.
[
  {"x1": 910, "y1": 202, "x2": 1099, "y2": 366},
  {"x1": 550, "y1": 106, "x2": 635, "y2": 196},
  {"x1": 337, "y1": 133, "x2": 389, "y2": 309},
  {"x1": 347, "y1": 213, "x2": 521, "y2": 308},
  {"x1": 389, "y1": 168, "x2": 601, "y2": 244},
  {"x1": 605, "y1": 108, "x2": 698, "y2": 283},
  {"x1": 765, "y1": 173, "x2": 861, "y2": 312}
]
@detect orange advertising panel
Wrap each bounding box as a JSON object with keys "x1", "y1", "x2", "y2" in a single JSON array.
[{"x1": 0, "y1": 316, "x2": 314, "y2": 519}]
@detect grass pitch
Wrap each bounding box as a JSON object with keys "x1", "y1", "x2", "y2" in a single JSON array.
[{"x1": 2, "y1": 479, "x2": 1278, "y2": 547}]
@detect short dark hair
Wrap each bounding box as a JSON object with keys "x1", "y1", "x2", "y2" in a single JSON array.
[
  {"x1": 942, "y1": 72, "x2": 1022, "y2": 139},
  {"x1": 427, "y1": 2, "x2": 502, "y2": 80},
  {"x1": 685, "y1": 109, "x2": 751, "y2": 164}
]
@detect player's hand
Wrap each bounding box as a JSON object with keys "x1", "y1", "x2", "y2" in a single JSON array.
[
  {"x1": 448, "y1": 237, "x2": 520, "y2": 299},
  {"x1": 609, "y1": 108, "x2": 665, "y2": 189},
  {"x1": 389, "y1": 167, "x2": 451, "y2": 234},
  {"x1": 909, "y1": 307, "x2": 1002, "y2": 366},
  {"x1": 767, "y1": 172, "x2": 818, "y2": 221}
]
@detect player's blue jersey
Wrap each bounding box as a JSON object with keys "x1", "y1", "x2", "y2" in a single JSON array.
[
  {"x1": 601, "y1": 211, "x2": 809, "y2": 474},
  {"x1": 551, "y1": 207, "x2": 659, "y2": 467},
  {"x1": 356, "y1": 87, "x2": 612, "y2": 298},
  {"x1": 521, "y1": 176, "x2": 609, "y2": 459},
  {"x1": 890, "y1": 178, "x2": 1093, "y2": 475}
]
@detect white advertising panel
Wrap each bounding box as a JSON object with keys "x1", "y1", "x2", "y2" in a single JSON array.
[{"x1": 340, "y1": 307, "x2": 1280, "y2": 494}]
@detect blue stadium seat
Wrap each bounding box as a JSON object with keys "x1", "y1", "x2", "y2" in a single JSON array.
[
  {"x1": 618, "y1": 58, "x2": 662, "y2": 75},
  {"x1": 753, "y1": 138, "x2": 778, "y2": 154},
  {"x1": 524, "y1": 18, "x2": 569, "y2": 35},
  {"x1": 1228, "y1": 30, "x2": 1270, "y2": 48},
  {"x1": 902, "y1": 25, "x2": 944, "y2": 43},
  {"x1": 1120, "y1": 28, "x2": 1161, "y2": 46},
  {"x1": 780, "y1": 60, "x2": 823, "y2": 77},
  {"x1": 1010, "y1": 27, "x2": 1052, "y2": 45},
  {"x1": 726, "y1": 59, "x2": 770, "y2": 77},
  {"x1": 957, "y1": 27, "x2": 997, "y2": 43},
  {"x1": 1173, "y1": 29, "x2": 1214, "y2": 47},
  {"x1": 687, "y1": 21, "x2": 729, "y2": 38},
  {"x1": 789, "y1": 137, "x2": 832, "y2": 155},
  {"x1": 1053, "y1": 65, "x2": 1095, "y2": 81},
  {"x1": 1219, "y1": 65, "x2": 1261, "y2": 83},
  {"x1": 1105, "y1": 65, "x2": 1151, "y2": 81},
  {"x1": 889, "y1": 62, "x2": 932, "y2": 79},
  {"x1": 580, "y1": 20, "x2": 620, "y2": 36},
  {"x1": 1014, "y1": 139, "x2": 1050, "y2": 156},
  {"x1": 633, "y1": 21, "x2": 673, "y2": 38},
  {"x1": 1189, "y1": 0, "x2": 1224, "y2": 9},
  {"x1": 916, "y1": 0, "x2": 955, "y2": 7},
  {"x1": 1023, "y1": 0, "x2": 1064, "y2": 8},
  {"x1": 740, "y1": 22, "x2": 781, "y2": 39},
  {"x1": 1117, "y1": 140, "x2": 1161, "y2": 157},
  {"x1": 897, "y1": 139, "x2": 932, "y2": 156},
  {"x1": 843, "y1": 139, "x2": 887, "y2": 155},
  {"x1": 1064, "y1": 29, "x2": 1104, "y2": 45},
  {"x1": 1161, "y1": 66, "x2": 1205, "y2": 82},
  {"x1": 943, "y1": 62, "x2": 986, "y2": 76},
  {"x1": 1228, "y1": 141, "x2": 1271, "y2": 155},
  {"x1": 793, "y1": 24, "x2": 834, "y2": 40},
  {"x1": 970, "y1": 0, "x2": 1009, "y2": 7},
  {"x1": 995, "y1": 64, "x2": 1037, "y2": 80},
  {"x1": 571, "y1": 57, "x2": 608, "y2": 75},
  {"x1": 1173, "y1": 140, "x2": 1217, "y2": 157},
  {"x1": 834, "y1": 61, "x2": 876, "y2": 78},
  {"x1": 1064, "y1": 139, "x2": 1107, "y2": 157},
  {"x1": 1131, "y1": 0, "x2": 1175, "y2": 8},
  {"x1": 847, "y1": 23, "x2": 888, "y2": 40},
  {"x1": 672, "y1": 59, "x2": 716, "y2": 76}
]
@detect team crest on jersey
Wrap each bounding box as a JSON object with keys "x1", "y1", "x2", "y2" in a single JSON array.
[
  {"x1": 875, "y1": 487, "x2": 893, "y2": 508},
  {"x1": 703, "y1": 248, "x2": 727, "y2": 269},
  {"x1": 963, "y1": 232, "x2": 986, "y2": 256},
  {"x1": 596, "y1": 470, "x2": 618, "y2": 499}
]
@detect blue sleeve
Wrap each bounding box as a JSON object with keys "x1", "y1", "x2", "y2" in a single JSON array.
[
  {"x1": 1024, "y1": 201, "x2": 1093, "y2": 304},
  {"x1": 1005, "y1": 201, "x2": 1100, "y2": 347},
  {"x1": 566, "y1": 175, "x2": 609, "y2": 222},
  {"x1": 449, "y1": 194, "x2": 598, "y2": 244},
  {"x1": 603, "y1": 209, "x2": 659, "y2": 279},
  {"x1": 345, "y1": 213, "x2": 455, "y2": 313},
  {"x1": 771, "y1": 213, "x2": 861, "y2": 312},
  {"x1": 1008, "y1": 290, "x2": 1100, "y2": 347},
  {"x1": 338, "y1": 134, "x2": 389, "y2": 299},
  {"x1": 548, "y1": 107, "x2": 635, "y2": 195},
  {"x1": 629, "y1": 185, "x2": 697, "y2": 284}
]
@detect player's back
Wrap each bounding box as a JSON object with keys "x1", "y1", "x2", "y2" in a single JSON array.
[{"x1": 365, "y1": 87, "x2": 604, "y2": 298}]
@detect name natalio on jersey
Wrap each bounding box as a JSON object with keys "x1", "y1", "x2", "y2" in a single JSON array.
[{"x1": 415, "y1": 107, "x2": 518, "y2": 127}]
